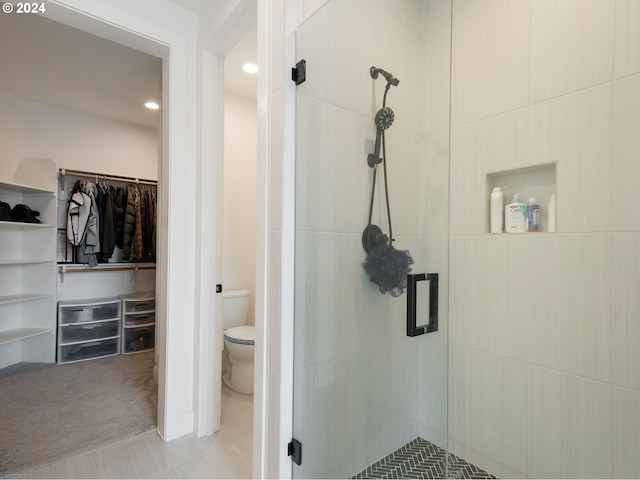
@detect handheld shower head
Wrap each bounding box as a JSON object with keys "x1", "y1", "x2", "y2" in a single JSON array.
[
  {"x1": 370, "y1": 66, "x2": 399, "y2": 86},
  {"x1": 368, "y1": 107, "x2": 395, "y2": 167},
  {"x1": 375, "y1": 107, "x2": 394, "y2": 130}
]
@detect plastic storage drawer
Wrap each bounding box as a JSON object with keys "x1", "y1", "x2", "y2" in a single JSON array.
[
  {"x1": 124, "y1": 312, "x2": 155, "y2": 326},
  {"x1": 58, "y1": 298, "x2": 121, "y2": 324},
  {"x1": 59, "y1": 338, "x2": 119, "y2": 363},
  {"x1": 59, "y1": 320, "x2": 120, "y2": 344},
  {"x1": 123, "y1": 325, "x2": 155, "y2": 354},
  {"x1": 121, "y1": 294, "x2": 155, "y2": 314}
]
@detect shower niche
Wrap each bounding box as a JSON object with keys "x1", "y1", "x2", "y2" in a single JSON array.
[{"x1": 486, "y1": 162, "x2": 556, "y2": 233}]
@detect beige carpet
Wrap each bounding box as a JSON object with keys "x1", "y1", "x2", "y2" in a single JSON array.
[{"x1": 0, "y1": 351, "x2": 157, "y2": 478}]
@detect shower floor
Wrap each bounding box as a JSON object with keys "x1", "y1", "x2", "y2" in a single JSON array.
[{"x1": 352, "y1": 437, "x2": 497, "y2": 479}]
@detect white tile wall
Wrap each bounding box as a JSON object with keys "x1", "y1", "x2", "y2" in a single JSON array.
[
  {"x1": 448, "y1": 1, "x2": 639, "y2": 478},
  {"x1": 612, "y1": 73, "x2": 640, "y2": 231},
  {"x1": 526, "y1": 365, "x2": 613, "y2": 479},
  {"x1": 613, "y1": 386, "x2": 640, "y2": 478},
  {"x1": 449, "y1": 346, "x2": 527, "y2": 478},
  {"x1": 614, "y1": 0, "x2": 640, "y2": 78},
  {"x1": 529, "y1": 0, "x2": 615, "y2": 103},
  {"x1": 612, "y1": 233, "x2": 640, "y2": 390},
  {"x1": 451, "y1": 0, "x2": 530, "y2": 126},
  {"x1": 281, "y1": 0, "x2": 640, "y2": 478}
]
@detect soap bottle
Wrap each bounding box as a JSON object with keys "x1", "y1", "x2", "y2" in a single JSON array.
[
  {"x1": 490, "y1": 186, "x2": 504, "y2": 233},
  {"x1": 527, "y1": 197, "x2": 540, "y2": 232},
  {"x1": 505, "y1": 193, "x2": 527, "y2": 233}
]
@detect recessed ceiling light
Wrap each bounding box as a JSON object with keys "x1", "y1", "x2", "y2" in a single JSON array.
[
  {"x1": 242, "y1": 63, "x2": 258, "y2": 74},
  {"x1": 144, "y1": 101, "x2": 160, "y2": 110}
]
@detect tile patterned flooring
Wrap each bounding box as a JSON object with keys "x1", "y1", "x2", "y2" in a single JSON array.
[
  {"x1": 353, "y1": 438, "x2": 496, "y2": 480},
  {"x1": 15, "y1": 384, "x2": 254, "y2": 479}
]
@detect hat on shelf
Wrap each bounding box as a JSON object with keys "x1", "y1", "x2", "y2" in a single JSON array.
[
  {"x1": 11, "y1": 204, "x2": 42, "y2": 223},
  {"x1": 0, "y1": 201, "x2": 11, "y2": 221}
]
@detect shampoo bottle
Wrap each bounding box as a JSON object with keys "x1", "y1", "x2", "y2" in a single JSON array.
[
  {"x1": 527, "y1": 197, "x2": 540, "y2": 231},
  {"x1": 490, "y1": 186, "x2": 504, "y2": 233},
  {"x1": 505, "y1": 193, "x2": 527, "y2": 233}
]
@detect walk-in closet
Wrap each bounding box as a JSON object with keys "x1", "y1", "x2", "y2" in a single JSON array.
[{"x1": 0, "y1": 10, "x2": 161, "y2": 476}]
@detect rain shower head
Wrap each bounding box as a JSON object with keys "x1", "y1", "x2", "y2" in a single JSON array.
[{"x1": 370, "y1": 66, "x2": 399, "y2": 86}]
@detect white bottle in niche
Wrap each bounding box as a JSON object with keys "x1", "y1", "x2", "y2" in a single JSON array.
[
  {"x1": 548, "y1": 193, "x2": 556, "y2": 232},
  {"x1": 505, "y1": 193, "x2": 527, "y2": 233},
  {"x1": 490, "y1": 186, "x2": 504, "y2": 233}
]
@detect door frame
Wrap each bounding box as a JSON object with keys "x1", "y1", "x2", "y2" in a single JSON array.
[{"x1": 44, "y1": 0, "x2": 241, "y2": 443}]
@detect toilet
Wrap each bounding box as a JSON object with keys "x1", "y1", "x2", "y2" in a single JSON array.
[{"x1": 222, "y1": 289, "x2": 255, "y2": 394}]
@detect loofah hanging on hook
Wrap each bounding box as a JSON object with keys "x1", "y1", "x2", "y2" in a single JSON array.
[
  {"x1": 362, "y1": 66, "x2": 414, "y2": 296},
  {"x1": 362, "y1": 232, "x2": 414, "y2": 297}
]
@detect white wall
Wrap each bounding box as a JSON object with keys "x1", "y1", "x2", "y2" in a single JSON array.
[
  {"x1": 224, "y1": 92, "x2": 257, "y2": 323},
  {"x1": 448, "y1": 0, "x2": 640, "y2": 478},
  {"x1": 0, "y1": 89, "x2": 158, "y2": 181}
]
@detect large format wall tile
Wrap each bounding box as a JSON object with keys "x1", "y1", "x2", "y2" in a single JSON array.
[
  {"x1": 613, "y1": 386, "x2": 640, "y2": 478},
  {"x1": 525, "y1": 233, "x2": 612, "y2": 382},
  {"x1": 449, "y1": 235, "x2": 526, "y2": 360},
  {"x1": 295, "y1": 94, "x2": 370, "y2": 234},
  {"x1": 527, "y1": 365, "x2": 613, "y2": 479},
  {"x1": 612, "y1": 233, "x2": 640, "y2": 390},
  {"x1": 527, "y1": 84, "x2": 613, "y2": 233},
  {"x1": 449, "y1": 346, "x2": 526, "y2": 477},
  {"x1": 614, "y1": 0, "x2": 640, "y2": 78},
  {"x1": 451, "y1": 0, "x2": 530, "y2": 125},
  {"x1": 612, "y1": 74, "x2": 640, "y2": 231},
  {"x1": 529, "y1": 0, "x2": 615, "y2": 103}
]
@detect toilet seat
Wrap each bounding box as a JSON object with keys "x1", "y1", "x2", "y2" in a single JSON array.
[{"x1": 224, "y1": 325, "x2": 255, "y2": 346}]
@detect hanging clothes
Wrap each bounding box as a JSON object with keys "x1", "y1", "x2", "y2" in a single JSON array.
[
  {"x1": 63, "y1": 173, "x2": 156, "y2": 265},
  {"x1": 100, "y1": 184, "x2": 117, "y2": 262},
  {"x1": 123, "y1": 185, "x2": 136, "y2": 261},
  {"x1": 133, "y1": 187, "x2": 143, "y2": 261}
]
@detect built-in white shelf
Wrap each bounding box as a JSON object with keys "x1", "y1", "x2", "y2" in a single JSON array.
[
  {"x1": 0, "y1": 259, "x2": 55, "y2": 266},
  {"x1": 0, "y1": 293, "x2": 55, "y2": 305},
  {"x1": 0, "y1": 181, "x2": 55, "y2": 197},
  {"x1": 0, "y1": 220, "x2": 55, "y2": 230},
  {"x1": 0, "y1": 164, "x2": 58, "y2": 368},
  {"x1": 0, "y1": 327, "x2": 53, "y2": 346}
]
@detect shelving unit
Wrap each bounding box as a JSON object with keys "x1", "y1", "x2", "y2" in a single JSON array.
[
  {"x1": 119, "y1": 292, "x2": 155, "y2": 354},
  {"x1": 57, "y1": 297, "x2": 121, "y2": 363},
  {"x1": 0, "y1": 181, "x2": 57, "y2": 368}
]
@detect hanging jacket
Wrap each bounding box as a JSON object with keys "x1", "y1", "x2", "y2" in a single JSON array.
[
  {"x1": 133, "y1": 187, "x2": 143, "y2": 260},
  {"x1": 113, "y1": 187, "x2": 126, "y2": 248},
  {"x1": 77, "y1": 182, "x2": 100, "y2": 267},
  {"x1": 101, "y1": 185, "x2": 116, "y2": 261},
  {"x1": 123, "y1": 185, "x2": 137, "y2": 261},
  {"x1": 67, "y1": 191, "x2": 91, "y2": 246}
]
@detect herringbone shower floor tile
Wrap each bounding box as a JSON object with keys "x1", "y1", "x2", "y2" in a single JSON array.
[{"x1": 353, "y1": 438, "x2": 497, "y2": 479}]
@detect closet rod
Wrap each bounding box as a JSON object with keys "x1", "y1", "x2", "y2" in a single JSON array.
[
  {"x1": 58, "y1": 265, "x2": 156, "y2": 273},
  {"x1": 58, "y1": 168, "x2": 157, "y2": 186}
]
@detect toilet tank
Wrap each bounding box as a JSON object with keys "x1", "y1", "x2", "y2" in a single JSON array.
[{"x1": 222, "y1": 289, "x2": 251, "y2": 329}]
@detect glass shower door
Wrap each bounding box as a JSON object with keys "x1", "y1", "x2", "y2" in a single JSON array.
[{"x1": 292, "y1": 0, "x2": 453, "y2": 478}]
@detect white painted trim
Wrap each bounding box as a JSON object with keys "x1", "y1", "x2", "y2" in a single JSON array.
[
  {"x1": 254, "y1": 0, "x2": 271, "y2": 477},
  {"x1": 194, "y1": 49, "x2": 224, "y2": 437}
]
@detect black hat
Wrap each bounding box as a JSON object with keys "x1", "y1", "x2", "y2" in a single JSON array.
[
  {"x1": 11, "y1": 204, "x2": 42, "y2": 223},
  {"x1": 0, "y1": 201, "x2": 11, "y2": 221}
]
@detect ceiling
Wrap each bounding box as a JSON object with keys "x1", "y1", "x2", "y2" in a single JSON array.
[{"x1": 0, "y1": 4, "x2": 256, "y2": 129}]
